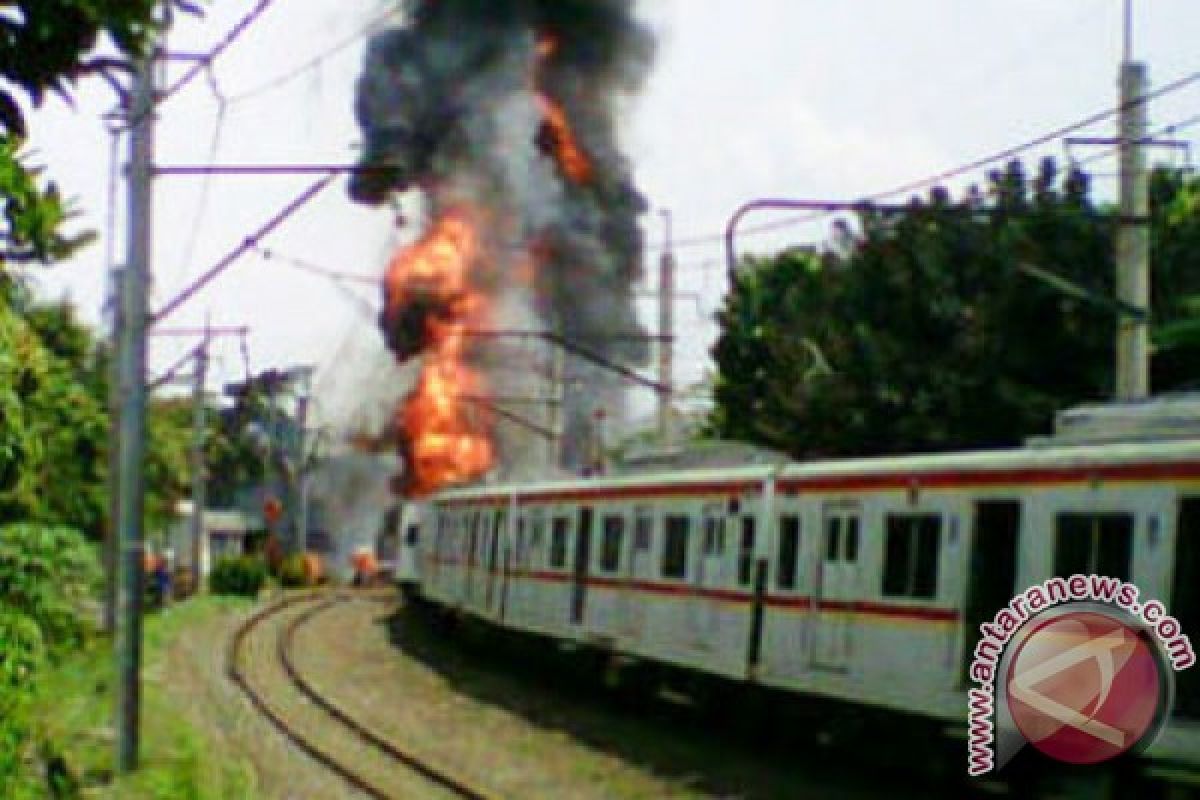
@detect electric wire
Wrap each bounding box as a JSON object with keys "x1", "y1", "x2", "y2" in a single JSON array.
[
  {"x1": 159, "y1": 0, "x2": 278, "y2": 108},
  {"x1": 662, "y1": 67, "x2": 1200, "y2": 252},
  {"x1": 225, "y1": 9, "x2": 394, "y2": 108}
]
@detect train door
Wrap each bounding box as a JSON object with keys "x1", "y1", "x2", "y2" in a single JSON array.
[
  {"x1": 696, "y1": 504, "x2": 728, "y2": 644},
  {"x1": 812, "y1": 505, "x2": 862, "y2": 670},
  {"x1": 621, "y1": 507, "x2": 655, "y2": 639},
  {"x1": 571, "y1": 506, "x2": 594, "y2": 626},
  {"x1": 1172, "y1": 498, "x2": 1200, "y2": 717},
  {"x1": 961, "y1": 500, "x2": 1019, "y2": 683}
]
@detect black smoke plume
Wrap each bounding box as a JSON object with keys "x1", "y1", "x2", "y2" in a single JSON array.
[{"x1": 352, "y1": 0, "x2": 656, "y2": 474}]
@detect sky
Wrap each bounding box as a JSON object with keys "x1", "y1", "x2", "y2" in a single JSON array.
[{"x1": 25, "y1": 0, "x2": 1200, "y2": 439}]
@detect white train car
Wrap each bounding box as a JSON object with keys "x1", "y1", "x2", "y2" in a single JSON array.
[{"x1": 411, "y1": 435, "x2": 1200, "y2": 775}]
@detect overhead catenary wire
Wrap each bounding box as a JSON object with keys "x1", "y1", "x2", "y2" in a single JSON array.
[
  {"x1": 151, "y1": 174, "x2": 337, "y2": 325},
  {"x1": 1072, "y1": 111, "x2": 1200, "y2": 169},
  {"x1": 225, "y1": 8, "x2": 395, "y2": 108},
  {"x1": 664, "y1": 66, "x2": 1200, "y2": 251},
  {"x1": 158, "y1": 0, "x2": 278, "y2": 108}
]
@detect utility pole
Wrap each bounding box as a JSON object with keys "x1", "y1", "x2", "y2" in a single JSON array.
[
  {"x1": 657, "y1": 210, "x2": 675, "y2": 447},
  {"x1": 104, "y1": 268, "x2": 124, "y2": 635},
  {"x1": 115, "y1": 33, "x2": 157, "y2": 773},
  {"x1": 1115, "y1": 0, "x2": 1150, "y2": 400},
  {"x1": 545, "y1": 317, "x2": 564, "y2": 470},
  {"x1": 189, "y1": 327, "x2": 210, "y2": 593},
  {"x1": 293, "y1": 367, "x2": 314, "y2": 555}
]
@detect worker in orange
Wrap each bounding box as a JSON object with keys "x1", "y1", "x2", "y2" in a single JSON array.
[{"x1": 351, "y1": 548, "x2": 379, "y2": 588}]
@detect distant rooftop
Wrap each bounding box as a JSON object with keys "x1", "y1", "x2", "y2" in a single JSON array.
[
  {"x1": 1029, "y1": 392, "x2": 1200, "y2": 447},
  {"x1": 614, "y1": 439, "x2": 791, "y2": 473}
]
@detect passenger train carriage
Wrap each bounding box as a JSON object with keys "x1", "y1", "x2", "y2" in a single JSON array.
[{"x1": 399, "y1": 424, "x2": 1200, "y2": 777}]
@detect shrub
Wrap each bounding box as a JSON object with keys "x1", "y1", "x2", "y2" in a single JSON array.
[
  {"x1": 0, "y1": 524, "x2": 99, "y2": 654},
  {"x1": 208, "y1": 556, "x2": 266, "y2": 597},
  {"x1": 0, "y1": 610, "x2": 43, "y2": 795},
  {"x1": 278, "y1": 553, "x2": 310, "y2": 589}
]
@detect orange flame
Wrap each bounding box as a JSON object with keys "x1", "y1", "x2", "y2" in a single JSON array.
[
  {"x1": 384, "y1": 207, "x2": 494, "y2": 496},
  {"x1": 533, "y1": 33, "x2": 592, "y2": 185},
  {"x1": 536, "y1": 93, "x2": 593, "y2": 184}
]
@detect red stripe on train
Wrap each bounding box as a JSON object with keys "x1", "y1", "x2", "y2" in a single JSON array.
[
  {"x1": 436, "y1": 460, "x2": 1200, "y2": 507},
  {"x1": 475, "y1": 569, "x2": 958, "y2": 622}
]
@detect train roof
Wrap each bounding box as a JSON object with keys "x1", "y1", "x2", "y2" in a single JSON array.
[{"x1": 431, "y1": 435, "x2": 1200, "y2": 502}]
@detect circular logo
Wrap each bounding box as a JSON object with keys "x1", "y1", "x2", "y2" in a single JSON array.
[{"x1": 1005, "y1": 609, "x2": 1166, "y2": 765}]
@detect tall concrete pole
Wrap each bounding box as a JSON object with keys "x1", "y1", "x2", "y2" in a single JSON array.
[
  {"x1": 545, "y1": 316, "x2": 564, "y2": 470},
  {"x1": 294, "y1": 368, "x2": 313, "y2": 555},
  {"x1": 104, "y1": 268, "x2": 124, "y2": 634},
  {"x1": 657, "y1": 210, "x2": 675, "y2": 446},
  {"x1": 190, "y1": 329, "x2": 209, "y2": 593},
  {"x1": 1115, "y1": 0, "x2": 1150, "y2": 400},
  {"x1": 115, "y1": 37, "x2": 156, "y2": 773}
]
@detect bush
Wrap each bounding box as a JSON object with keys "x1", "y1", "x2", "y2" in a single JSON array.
[
  {"x1": 0, "y1": 610, "x2": 43, "y2": 796},
  {"x1": 278, "y1": 553, "x2": 310, "y2": 589},
  {"x1": 0, "y1": 524, "x2": 99, "y2": 654},
  {"x1": 208, "y1": 557, "x2": 266, "y2": 597}
]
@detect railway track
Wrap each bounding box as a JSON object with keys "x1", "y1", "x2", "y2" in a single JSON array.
[{"x1": 228, "y1": 592, "x2": 499, "y2": 800}]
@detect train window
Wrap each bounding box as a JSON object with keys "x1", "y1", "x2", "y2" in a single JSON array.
[
  {"x1": 515, "y1": 517, "x2": 526, "y2": 565},
  {"x1": 662, "y1": 515, "x2": 691, "y2": 579},
  {"x1": 845, "y1": 517, "x2": 860, "y2": 562},
  {"x1": 550, "y1": 517, "x2": 570, "y2": 569},
  {"x1": 1054, "y1": 513, "x2": 1133, "y2": 582},
  {"x1": 777, "y1": 515, "x2": 801, "y2": 589},
  {"x1": 634, "y1": 511, "x2": 654, "y2": 551},
  {"x1": 468, "y1": 512, "x2": 482, "y2": 565},
  {"x1": 883, "y1": 513, "x2": 941, "y2": 599},
  {"x1": 600, "y1": 516, "x2": 624, "y2": 572},
  {"x1": 531, "y1": 513, "x2": 546, "y2": 557},
  {"x1": 825, "y1": 517, "x2": 841, "y2": 561},
  {"x1": 703, "y1": 515, "x2": 725, "y2": 556},
  {"x1": 405, "y1": 525, "x2": 419, "y2": 546},
  {"x1": 738, "y1": 517, "x2": 756, "y2": 586}
]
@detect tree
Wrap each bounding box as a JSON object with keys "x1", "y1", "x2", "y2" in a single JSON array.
[
  {"x1": 0, "y1": 302, "x2": 107, "y2": 534},
  {"x1": 0, "y1": 1, "x2": 198, "y2": 270},
  {"x1": 710, "y1": 159, "x2": 1200, "y2": 459}
]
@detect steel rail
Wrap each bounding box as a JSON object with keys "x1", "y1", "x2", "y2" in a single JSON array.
[{"x1": 228, "y1": 593, "x2": 499, "y2": 800}]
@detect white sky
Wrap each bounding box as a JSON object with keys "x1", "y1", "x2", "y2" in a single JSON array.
[{"x1": 26, "y1": 0, "x2": 1200, "y2": 433}]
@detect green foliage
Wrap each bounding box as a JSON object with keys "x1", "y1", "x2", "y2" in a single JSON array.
[
  {"x1": 278, "y1": 553, "x2": 310, "y2": 589},
  {"x1": 0, "y1": 611, "x2": 42, "y2": 796},
  {"x1": 145, "y1": 397, "x2": 197, "y2": 536},
  {"x1": 0, "y1": 611, "x2": 43, "y2": 704},
  {"x1": 0, "y1": 0, "x2": 200, "y2": 270},
  {"x1": 711, "y1": 160, "x2": 1200, "y2": 458},
  {"x1": 0, "y1": 523, "x2": 95, "y2": 797},
  {"x1": 0, "y1": 524, "x2": 100, "y2": 654},
  {"x1": 0, "y1": 302, "x2": 108, "y2": 535},
  {"x1": 26, "y1": 598, "x2": 261, "y2": 799},
  {"x1": 209, "y1": 556, "x2": 267, "y2": 597}
]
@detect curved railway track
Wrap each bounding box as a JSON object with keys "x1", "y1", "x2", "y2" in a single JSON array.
[{"x1": 228, "y1": 592, "x2": 499, "y2": 800}]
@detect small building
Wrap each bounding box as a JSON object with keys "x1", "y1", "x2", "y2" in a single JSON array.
[{"x1": 168, "y1": 503, "x2": 253, "y2": 581}]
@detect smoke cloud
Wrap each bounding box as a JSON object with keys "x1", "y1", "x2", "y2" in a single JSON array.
[{"x1": 351, "y1": 0, "x2": 656, "y2": 477}]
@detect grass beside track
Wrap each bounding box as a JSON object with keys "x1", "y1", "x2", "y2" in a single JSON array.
[{"x1": 26, "y1": 596, "x2": 263, "y2": 800}]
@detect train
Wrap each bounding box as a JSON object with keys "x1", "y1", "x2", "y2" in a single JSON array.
[{"x1": 391, "y1": 397, "x2": 1200, "y2": 787}]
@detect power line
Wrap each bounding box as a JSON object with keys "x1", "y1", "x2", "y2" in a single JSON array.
[
  {"x1": 664, "y1": 67, "x2": 1200, "y2": 252},
  {"x1": 1073, "y1": 112, "x2": 1200, "y2": 168},
  {"x1": 151, "y1": 175, "x2": 336, "y2": 324},
  {"x1": 226, "y1": 9, "x2": 394, "y2": 107},
  {"x1": 159, "y1": 0, "x2": 278, "y2": 107},
  {"x1": 253, "y1": 245, "x2": 378, "y2": 284}
]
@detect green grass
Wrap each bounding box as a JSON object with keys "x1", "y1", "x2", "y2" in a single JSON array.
[{"x1": 23, "y1": 596, "x2": 263, "y2": 799}]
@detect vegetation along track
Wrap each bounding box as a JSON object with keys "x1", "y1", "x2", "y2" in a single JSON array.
[{"x1": 228, "y1": 592, "x2": 499, "y2": 800}]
